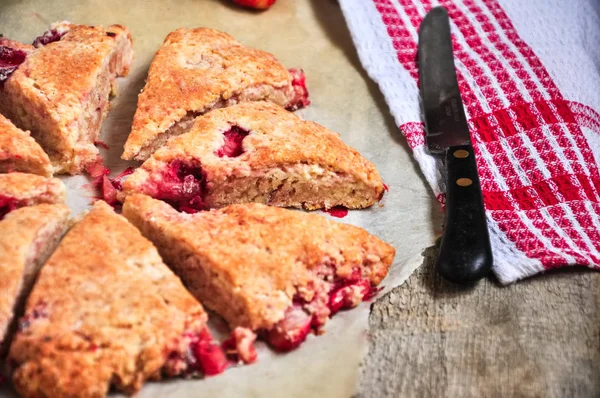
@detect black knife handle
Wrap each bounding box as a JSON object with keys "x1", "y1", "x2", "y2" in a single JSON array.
[{"x1": 436, "y1": 145, "x2": 493, "y2": 284}]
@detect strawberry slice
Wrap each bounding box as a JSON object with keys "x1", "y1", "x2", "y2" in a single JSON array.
[
  {"x1": 233, "y1": 0, "x2": 276, "y2": 10},
  {"x1": 101, "y1": 175, "x2": 119, "y2": 206},
  {"x1": 286, "y1": 68, "x2": 310, "y2": 110},
  {"x1": 193, "y1": 340, "x2": 229, "y2": 376},
  {"x1": 0, "y1": 46, "x2": 27, "y2": 85},
  {"x1": 85, "y1": 157, "x2": 110, "y2": 179},
  {"x1": 328, "y1": 279, "x2": 372, "y2": 315},
  {"x1": 266, "y1": 304, "x2": 312, "y2": 352}
]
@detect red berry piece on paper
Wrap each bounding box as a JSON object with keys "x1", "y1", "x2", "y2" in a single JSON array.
[{"x1": 233, "y1": 0, "x2": 277, "y2": 10}]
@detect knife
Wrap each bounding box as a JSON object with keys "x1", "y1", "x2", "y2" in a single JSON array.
[{"x1": 418, "y1": 6, "x2": 493, "y2": 284}]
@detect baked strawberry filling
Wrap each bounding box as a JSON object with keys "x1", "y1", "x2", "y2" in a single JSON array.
[
  {"x1": 286, "y1": 68, "x2": 310, "y2": 111},
  {"x1": 215, "y1": 126, "x2": 250, "y2": 158},
  {"x1": 193, "y1": 338, "x2": 230, "y2": 376},
  {"x1": 85, "y1": 157, "x2": 111, "y2": 180},
  {"x1": 265, "y1": 304, "x2": 313, "y2": 352},
  {"x1": 328, "y1": 279, "x2": 372, "y2": 315},
  {"x1": 190, "y1": 329, "x2": 230, "y2": 376},
  {"x1": 32, "y1": 29, "x2": 67, "y2": 48},
  {"x1": 143, "y1": 160, "x2": 206, "y2": 213},
  {"x1": 101, "y1": 168, "x2": 135, "y2": 206},
  {"x1": 0, "y1": 195, "x2": 20, "y2": 220},
  {"x1": 0, "y1": 46, "x2": 27, "y2": 85},
  {"x1": 324, "y1": 206, "x2": 349, "y2": 218},
  {"x1": 168, "y1": 328, "x2": 229, "y2": 377},
  {"x1": 222, "y1": 327, "x2": 258, "y2": 364},
  {"x1": 264, "y1": 267, "x2": 377, "y2": 352},
  {"x1": 85, "y1": 158, "x2": 134, "y2": 207}
]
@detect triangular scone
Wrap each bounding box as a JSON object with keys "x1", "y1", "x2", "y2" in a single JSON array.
[
  {"x1": 8, "y1": 201, "x2": 229, "y2": 398},
  {"x1": 122, "y1": 28, "x2": 309, "y2": 161},
  {"x1": 0, "y1": 113, "x2": 52, "y2": 176},
  {"x1": 0, "y1": 173, "x2": 65, "y2": 220},
  {"x1": 0, "y1": 204, "x2": 70, "y2": 354},
  {"x1": 123, "y1": 194, "x2": 395, "y2": 352},
  {"x1": 0, "y1": 22, "x2": 133, "y2": 174},
  {"x1": 121, "y1": 102, "x2": 384, "y2": 212}
]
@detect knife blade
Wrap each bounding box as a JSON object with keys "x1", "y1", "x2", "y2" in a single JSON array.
[{"x1": 418, "y1": 6, "x2": 493, "y2": 284}]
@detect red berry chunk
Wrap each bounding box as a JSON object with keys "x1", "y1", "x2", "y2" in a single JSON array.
[
  {"x1": 233, "y1": 0, "x2": 277, "y2": 10},
  {"x1": 328, "y1": 279, "x2": 372, "y2": 315},
  {"x1": 266, "y1": 304, "x2": 313, "y2": 352},
  {"x1": 32, "y1": 29, "x2": 66, "y2": 48},
  {"x1": 147, "y1": 160, "x2": 206, "y2": 213},
  {"x1": 0, "y1": 195, "x2": 19, "y2": 220},
  {"x1": 215, "y1": 126, "x2": 250, "y2": 158},
  {"x1": 286, "y1": 68, "x2": 310, "y2": 111},
  {"x1": 192, "y1": 340, "x2": 229, "y2": 376},
  {"x1": 0, "y1": 46, "x2": 27, "y2": 85}
]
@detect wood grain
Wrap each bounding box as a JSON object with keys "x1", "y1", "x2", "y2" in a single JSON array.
[{"x1": 359, "y1": 245, "x2": 600, "y2": 397}]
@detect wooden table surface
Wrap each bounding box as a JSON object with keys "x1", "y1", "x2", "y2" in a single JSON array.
[{"x1": 360, "y1": 246, "x2": 600, "y2": 397}]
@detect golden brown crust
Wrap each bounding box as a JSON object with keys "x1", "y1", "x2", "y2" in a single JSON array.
[
  {"x1": 121, "y1": 101, "x2": 384, "y2": 210},
  {"x1": 0, "y1": 113, "x2": 52, "y2": 176},
  {"x1": 8, "y1": 201, "x2": 209, "y2": 398},
  {"x1": 0, "y1": 172, "x2": 65, "y2": 207},
  {"x1": 122, "y1": 28, "x2": 302, "y2": 161},
  {"x1": 0, "y1": 22, "x2": 134, "y2": 174},
  {"x1": 122, "y1": 194, "x2": 395, "y2": 332},
  {"x1": 0, "y1": 204, "x2": 70, "y2": 351}
]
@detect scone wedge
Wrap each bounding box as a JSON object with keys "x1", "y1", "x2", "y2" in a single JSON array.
[
  {"x1": 122, "y1": 28, "x2": 309, "y2": 161},
  {"x1": 0, "y1": 173, "x2": 66, "y2": 219},
  {"x1": 8, "y1": 201, "x2": 229, "y2": 398},
  {"x1": 0, "y1": 113, "x2": 52, "y2": 176},
  {"x1": 123, "y1": 194, "x2": 395, "y2": 352},
  {"x1": 0, "y1": 204, "x2": 70, "y2": 354},
  {"x1": 121, "y1": 102, "x2": 384, "y2": 211},
  {"x1": 0, "y1": 22, "x2": 133, "y2": 174}
]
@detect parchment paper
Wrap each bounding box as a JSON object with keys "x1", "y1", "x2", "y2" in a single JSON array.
[{"x1": 0, "y1": 1, "x2": 441, "y2": 396}]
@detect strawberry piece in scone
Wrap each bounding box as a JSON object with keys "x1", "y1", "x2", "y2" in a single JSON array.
[
  {"x1": 0, "y1": 204, "x2": 70, "y2": 355},
  {"x1": 8, "y1": 201, "x2": 231, "y2": 398},
  {"x1": 122, "y1": 194, "x2": 395, "y2": 352},
  {"x1": 0, "y1": 21, "x2": 133, "y2": 174},
  {"x1": 0, "y1": 172, "x2": 66, "y2": 220},
  {"x1": 0, "y1": 113, "x2": 52, "y2": 176},
  {"x1": 0, "y1": 38, "x2": 35, "y2": 85},
  {"x1": 121, "y1": 28, "x2": 309, "y2": 161},
  {"x1": 120, "y1": 102, "x2": 384, "y2": 212}
]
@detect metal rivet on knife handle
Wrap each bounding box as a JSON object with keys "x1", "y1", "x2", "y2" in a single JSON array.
[
  {"x1": 453, "y1": 149, "x2": 469, "y2": 158},
  {"x1": 456, "y1": 178, "x2": 473, "y2": 187}
]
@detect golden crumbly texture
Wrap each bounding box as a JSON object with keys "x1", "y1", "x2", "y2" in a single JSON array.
[
  {"x1": 8, "y1": 201, "x2": 209, "y2": 398},
  {"x1": 121, "y1": 102, "x2": 384, "y2": 210},
  {"x1": 0, "y1": 22, "x2": 134, "y2": 174},
  {"x1": 0, "y1": 113, "x2": 52, "y2": 176},
  {"x1": 0, "y1": 172, "x2": 65, "y2": 204},
  {"x1": 122, "y1": 28, "x2": 301, "y2": 161},
  {"x1": 0, "y1": 204, "x2": 70, "y2": 352},
  {"x1": 123, "y1": 194, "x2": 395, "y2": 331}
]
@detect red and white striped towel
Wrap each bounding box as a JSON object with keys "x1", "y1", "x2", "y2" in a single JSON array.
[{"x1": 339, "y1": 0, "x2": 600, "y2": 284}]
